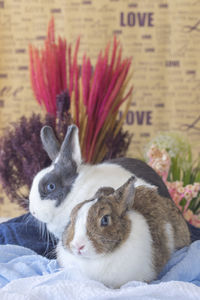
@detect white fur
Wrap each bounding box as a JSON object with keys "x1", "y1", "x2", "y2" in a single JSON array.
[
  {"x1": 29, "y1": 165, "x2": 57, "y2": 223},
  {"x1": 57, "y1": 211, "x2": 156, "y2": 288},
  {"x1": 71, "y1": 127, "x2": 82, "y2": 167},
  {"x1": 29, "y1": 162, "x2": 155, "y2": 238},
  {"x1": 164, "y1": 223, "x2": 175, "y2": 254},
  {"x1": 70, "y1": 200, "x2": 97, "y2": 257}
]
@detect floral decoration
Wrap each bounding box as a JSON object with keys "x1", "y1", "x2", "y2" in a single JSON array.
[
  {"x1": 29, "y1": 17, "x2": 133, "y2": 163},
  {"x1": 146, "y1": 133, "x2": 200, "y2": 227}
]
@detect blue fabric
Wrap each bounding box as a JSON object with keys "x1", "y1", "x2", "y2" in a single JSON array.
[
  {"x1": 155, "y1": 241, "x2": 200, "y2": 285},
  {"x1": 0, "y1": 245, "x2": 59, "y2": 288},
  {"x1": 0, "y1": 242, "x2": 200, "y2": 299},
  {"x1": 188, "y1": 223, "x2": 200, "y2": 242},
  {"x1": 0, "y1": 213, "x2": 57, "y2": 258},
  {"x1": 0, "y1": 213, "x2": 200, "y2": 298},
  {"x1": 0, "y1": 214, "x2": 200, "y2": 254}
]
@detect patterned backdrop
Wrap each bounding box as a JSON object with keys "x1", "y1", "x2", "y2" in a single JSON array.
[{"x1": 0, "y1": 0, "x2": 200, "y2": 217}]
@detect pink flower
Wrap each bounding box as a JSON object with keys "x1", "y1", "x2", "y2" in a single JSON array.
[
  {"x1": 147, "y1": 145, "x2": 162, "y2": 160},
  {"x1": 193, "y1": 182, "x2": 200, "y2": 194},
  {"x1": 147, "y1": 145, "x2": 170, "y2": 181},
  {"x1": 177, "y1": 186, "x2": 185, "y2": 194},
  {"x1": 146, "y1": 144, "x2": 200, "y2": 228},
  {"x1": 184, "y1": 210, "x2": 200, "y2": 227},
  {"x1": 184, "y1": 190, "x2": 193, "y2": 202}
]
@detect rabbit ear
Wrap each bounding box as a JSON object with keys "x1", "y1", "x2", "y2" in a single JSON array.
[
  {"x1": 40, "y1": 126, "x2": 60, "y2": 161},
  {"x1": 58, "y1": 124, "x2": 82, "y2": 167},
  {"x1": 115, "y1": 176, "x2": 136, "y2": 215}
]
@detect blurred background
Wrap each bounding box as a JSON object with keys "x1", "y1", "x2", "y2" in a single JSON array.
[{"x1": 0, "y1": 0, "x2": 200, "y2": 218}]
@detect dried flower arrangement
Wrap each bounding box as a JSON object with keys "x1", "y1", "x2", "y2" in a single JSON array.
[
  {"x1": 146, "y1": 133, "x2": 200, "y2": 227},
  {"x1": 0, "y1": 92, "x2": 72, "y2": 209},
  {"x1": 29, "y1": 17, "x2": 133, "y2": 163},
  {"x1": 0, "y1": 17, "x2": 132, "y2": 208}
]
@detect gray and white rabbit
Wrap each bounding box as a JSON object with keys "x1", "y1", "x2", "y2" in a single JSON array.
[
  {"x1": 29, "y1": 125, "x2": 178, "y2": 239},
  {"x1": 57, "y1": 177, "x2": 191, "y2": 288}
]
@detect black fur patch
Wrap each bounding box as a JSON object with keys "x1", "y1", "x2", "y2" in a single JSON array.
[
  {"x1": 39, "y1": 161, "x2": 78, "y2": 206},
  {"x1": 107, "y1": 157, "x2": 171, "y2": 198}
]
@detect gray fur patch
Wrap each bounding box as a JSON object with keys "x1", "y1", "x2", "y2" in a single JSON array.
[{"x1": 39, "y1": 161, "x2": 78, "y2": 206}]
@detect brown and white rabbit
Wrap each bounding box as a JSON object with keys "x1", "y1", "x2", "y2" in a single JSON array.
[
  {"x1": 57, "y1": 176, "x2": 190, "y2": 288},
  {"x1": 29, "y1": 125, "x2": 172, "y2": 239}
]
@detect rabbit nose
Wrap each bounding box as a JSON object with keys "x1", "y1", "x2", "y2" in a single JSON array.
[
  {"x1": 71, "y1": 243, "x2": 85, "y2": 254},
  {"x1": 76, "y1": 244, "x2": 85, "y2": 254},
  {"x1": 78, "y1": 245, "x2": 85, "y2": 252}
]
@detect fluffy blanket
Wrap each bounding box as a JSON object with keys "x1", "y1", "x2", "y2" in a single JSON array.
[{"x1": 0, "y1": 241, "x2": 200, "y2": 299}]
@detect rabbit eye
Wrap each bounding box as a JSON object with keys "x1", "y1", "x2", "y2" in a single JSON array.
[
  {"x1": 46, "y1": 183, "x2": 56, "y2": 192},
  {"x1": 100, "y1": 215, "x2": 110, "y2": 227}
]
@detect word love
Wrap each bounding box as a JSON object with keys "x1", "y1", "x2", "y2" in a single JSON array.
[
  {"x1": 119, "y1": 110, "x2": 153, "y2": 126},
  {"x1": 120, "y1": 12, "x2": 154, "y2": 27}
]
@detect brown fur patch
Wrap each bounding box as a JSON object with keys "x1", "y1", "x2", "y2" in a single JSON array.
[
  {"x1": 132, "y1": 186, "x2": 190, "y2": 273},
  {"x1": 86, "y1": 196, "x2": 131, "y2": 254}
]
